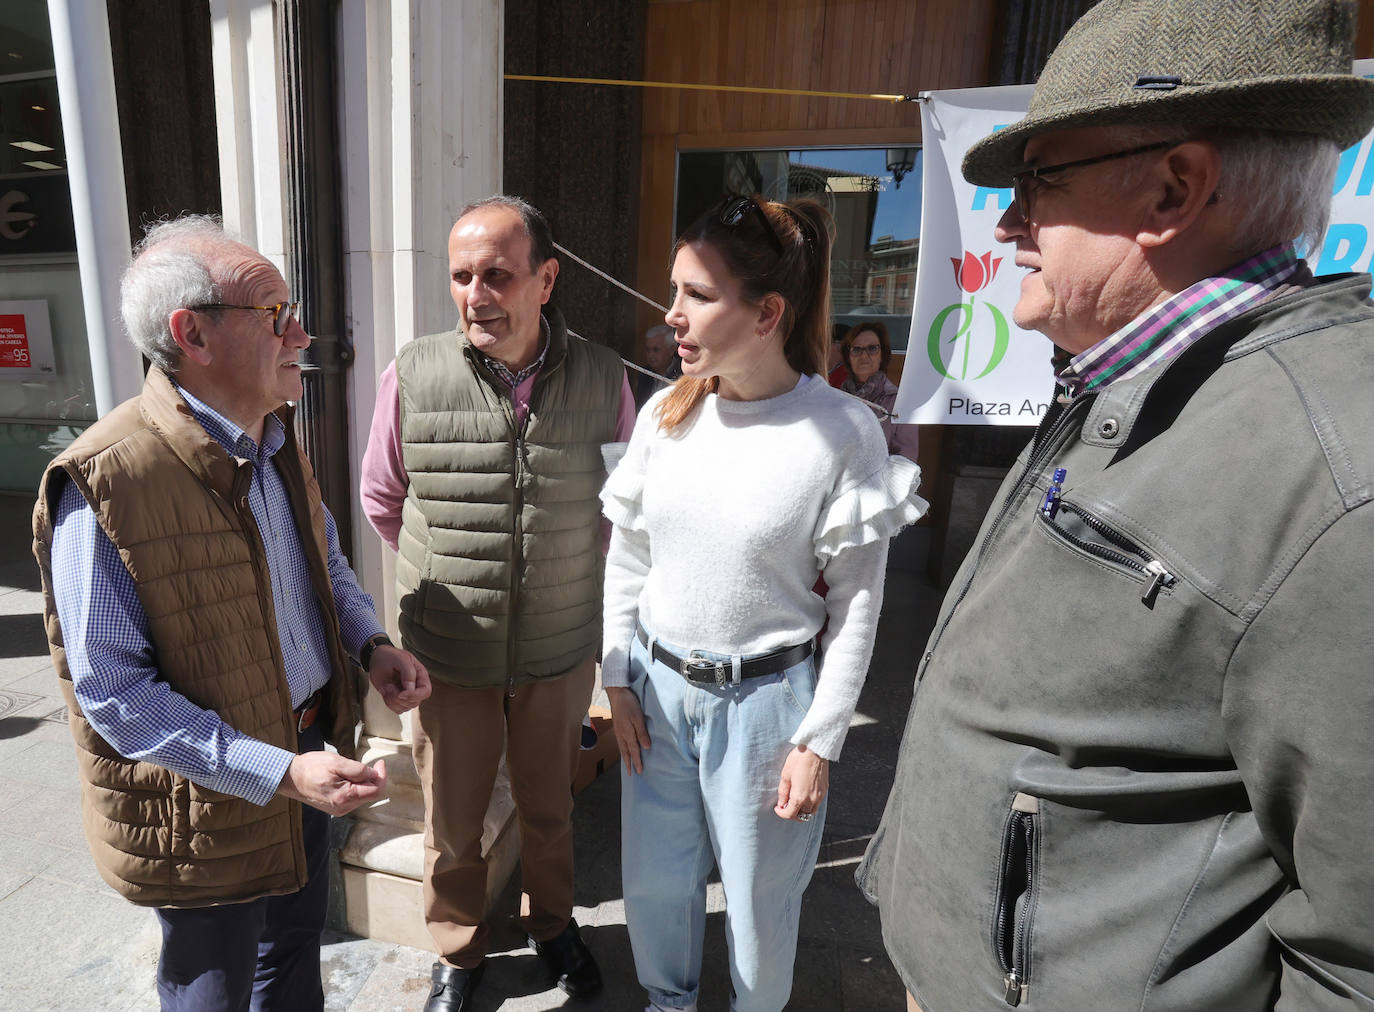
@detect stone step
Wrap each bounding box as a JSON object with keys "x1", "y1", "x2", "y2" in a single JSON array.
[
  {"x1": 357, "y1": 735, "x2": 420, "y2": 786},
  {"x1": 341, "y1": 813, "x2": 520, "y2": 951},
  {"x1": 354, "y1": 782, "x2": 425, "y2": 833},
  {"x1": 338, "y1": 707, "x2": 619, "y2": 949}
]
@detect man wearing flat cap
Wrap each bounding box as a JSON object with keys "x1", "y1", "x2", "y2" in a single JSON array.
[{"x1": 860, "y1": 1, "x2": 1374, "y2": 1009}]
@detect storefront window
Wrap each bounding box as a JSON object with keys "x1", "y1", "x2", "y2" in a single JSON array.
[
  {"x1": 675, "y1": 146, "x2": 922, "y2": 351},
  {"x1": 0, "y1": 0, "x2": 94, "y2": 493}
]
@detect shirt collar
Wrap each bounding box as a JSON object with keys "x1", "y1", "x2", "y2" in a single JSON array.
[
  {"x1": 478, "y1": 315, "x2": 550, "y2": 390},
  {"x1": 1055, "y1": 244, "x2": 1304, "y2": 398},
  {"x1": 173, "y1": 382, "x2": 286, "y2": 463}
]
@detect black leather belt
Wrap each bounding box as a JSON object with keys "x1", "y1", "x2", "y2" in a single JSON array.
[{"x1": 636, "y1": 623, "x2": 814, "y2": 686}]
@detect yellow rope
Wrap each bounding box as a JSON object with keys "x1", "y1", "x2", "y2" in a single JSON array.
[{"x1": 504, "y1": 73, "x2": 917, "y2": 104}]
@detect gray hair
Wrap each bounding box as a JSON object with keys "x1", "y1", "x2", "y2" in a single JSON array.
[
  {"x1": 644, "y1": 323, "x2": 674, "y2": 344},
  {"x1": 457, "y1": 194, "x2": 557, "y2": 271},
  {"x1": 120, "y1": 215, "x2": 235, "y2": 374},
  {"x1": 1098, "y1": 126, "x2": 1339, "y2": 258}
]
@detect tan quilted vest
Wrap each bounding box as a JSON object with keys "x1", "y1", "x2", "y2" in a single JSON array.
[
  {"x1": 395, "y1": 307, "x2": 623, "y2": 687},
  {"x1": 31, "y1": 368, "x2": 362, "y2": 908}
]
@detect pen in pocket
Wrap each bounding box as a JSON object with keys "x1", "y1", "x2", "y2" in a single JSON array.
[{"x1": 1040, "y1": 467, "x2": 1066, "y2": 518}]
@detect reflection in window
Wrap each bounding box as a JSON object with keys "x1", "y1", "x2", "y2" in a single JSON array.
[
  {"x1": 676, "y1": 147, "x2": 922, "y2": 350},
  {"x1": 0, "y1": 0, "x2": 92, "y2": 492}
]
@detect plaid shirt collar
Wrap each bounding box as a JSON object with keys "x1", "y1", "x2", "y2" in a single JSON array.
[
  {"x1": 478, "y1": 315, "x2": 550, "y2": 390},
  {"x1": 173, "y1": 382, "x2": 286, "y2": 464},
  {"x1": 1055, "y1": 244, "x2": 1304, "y2": 398}
]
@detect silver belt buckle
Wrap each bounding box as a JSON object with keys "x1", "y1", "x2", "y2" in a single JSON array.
[{"x1": 682, "y1": 650, "x2": 727, "y2": 686}]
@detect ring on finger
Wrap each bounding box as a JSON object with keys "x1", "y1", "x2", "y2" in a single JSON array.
[{"x1": 798, "y1": 811, "x2": 814, "y2": 822}]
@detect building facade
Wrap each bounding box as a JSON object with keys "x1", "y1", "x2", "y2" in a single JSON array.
[{"x1": 21, "y1": 0, "x2": 1374, "y2": 945}]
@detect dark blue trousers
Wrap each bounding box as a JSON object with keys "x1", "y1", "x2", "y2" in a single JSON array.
[{"x1": 154, "y1": 724, "x2": 330, "y2": 1012}]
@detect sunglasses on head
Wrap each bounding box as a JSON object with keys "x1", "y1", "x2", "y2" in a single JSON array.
[
  {"x1": 191, "y1": 300, "x2": 301, "y2": 337},
  {"x1": 715, "y1": 194, "x2": 786, "y2": 256}
]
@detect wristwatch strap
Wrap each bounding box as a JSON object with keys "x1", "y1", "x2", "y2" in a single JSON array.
[{"x1": 360, "y1": 633, "x2": 393, "y2": 671}]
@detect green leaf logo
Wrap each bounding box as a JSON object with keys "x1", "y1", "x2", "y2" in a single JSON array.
[{"x1": 927, "y1": 299, "x2": 1010, "y2": 380}]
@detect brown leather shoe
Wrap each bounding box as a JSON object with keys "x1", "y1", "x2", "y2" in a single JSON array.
[
  {"x1": 423, "y1": 960, "x2": 484, "y2": 1011},
  {"x1": 529, "y1": 919, "x2": 602, "y2": 999}
]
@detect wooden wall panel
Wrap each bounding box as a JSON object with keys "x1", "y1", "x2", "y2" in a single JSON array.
[
  {"x1": 1359, "y1": 0, "x2": 1374, "y2": 59},
  {"x1": 640, "y1": 0, "x2": 1374, "y2": 310},
  {"x1": 636, "y1": 0, "x2": 998, "y2": 312}
]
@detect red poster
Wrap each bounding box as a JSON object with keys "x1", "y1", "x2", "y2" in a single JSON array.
[{"x1": 0, "y1": 314, "x2": 31, "y2": 368}]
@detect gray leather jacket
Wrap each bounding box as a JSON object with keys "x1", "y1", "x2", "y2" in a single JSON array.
[{"x1": 859, "y1": 274, "x2": 1374, "y2": 1010}]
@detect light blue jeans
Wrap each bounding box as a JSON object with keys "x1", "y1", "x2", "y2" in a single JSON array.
[{"x1": 621, "y1": 631, "x2": 827, "y2": 1012}]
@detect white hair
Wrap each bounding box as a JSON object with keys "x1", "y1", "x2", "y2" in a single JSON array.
[
  {"x1": 644, "y1": 323, "x2": 674, "y2": 344},
  {"x1": 1098, "y1": 125, "x2": 1339, "y2": 258},
  {"x1": 1213, "y1": 131, "x2": 1338, "y2": 257},
  {"x1": 119, "y1": 215, "x2": 237, "y2": 374}
]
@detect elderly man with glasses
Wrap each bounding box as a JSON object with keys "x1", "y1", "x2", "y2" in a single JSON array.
[
  {"x1": 859, "y1": 1, "x2": 1374, "y2": 1009},
  {"x1": 32, "y1": 214, "x2": 430, "y2": 1011}
]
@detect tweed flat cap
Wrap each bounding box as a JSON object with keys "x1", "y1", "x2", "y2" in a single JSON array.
[{"x1": 963, "y1": 0, "x2": 1374, "y2": 187}]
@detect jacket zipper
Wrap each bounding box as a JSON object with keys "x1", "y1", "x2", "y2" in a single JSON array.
[
  {"x1": 916, "y1": 393, "x2": 1090, "y2": 685},
  {"x1": 992, "y1": 792, "x2": 1038, "y2": 1007},
  {"x1": 494, "y1": 336, "x2": 566, "y2": 697},
  {"x1": 509, "y1": 422, "x2": 528, "y2": 698},
  {"x1": 1041, "y1": 500, "x2": 1177, "y2": 606},
  {"x1": 466, "y1": 344, "x2": 527, "y2": 699}
]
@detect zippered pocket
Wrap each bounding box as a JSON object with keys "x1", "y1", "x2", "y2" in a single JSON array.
[
  {"x1": 992, "y1": 792, "x2": 1039, "y2": 1007},
  {"x1": 1038, "y1": 499, "x2": 1177, "y2": 607}
]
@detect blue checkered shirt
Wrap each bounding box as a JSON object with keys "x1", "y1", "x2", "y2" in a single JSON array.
[{"x1": 49, "y1": 387, "x2": 384, "y2": 806}]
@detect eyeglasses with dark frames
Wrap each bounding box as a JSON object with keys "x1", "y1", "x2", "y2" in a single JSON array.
[
  {"x1": 716, "y1": 194, "x2": 786, "y2": 256},
  {"x1": 191, "y1": 300, "x2": 301, "y2": 337},
  {"x1": 1011, "y1": 140, "x2": 1177, "y2": 221},
  {"x1": 849, "y1": 344, "x2": 883, "y2": 357}
]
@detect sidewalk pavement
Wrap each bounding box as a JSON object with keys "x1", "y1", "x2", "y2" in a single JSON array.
[{"x1": 0, "y1": 491, "x2": 940, "y2": 1011}]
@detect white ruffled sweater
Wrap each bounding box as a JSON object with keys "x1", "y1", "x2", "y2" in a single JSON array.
[{"x1": 600, "y1": 374, "x2": 928, "y2": 760}]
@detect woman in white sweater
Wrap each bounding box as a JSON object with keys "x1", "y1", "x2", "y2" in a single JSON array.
[{"x1": 600, "y1": 194, "x2": 926, "y2": 1012}]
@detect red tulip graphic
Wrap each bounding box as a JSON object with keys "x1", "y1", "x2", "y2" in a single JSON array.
[
  {"x1": 949, "y1": 250, "x2": 1003, "y2": 293},
  {"x1": 935, "y1": 250, "x2": 1007, "y2": 380}
]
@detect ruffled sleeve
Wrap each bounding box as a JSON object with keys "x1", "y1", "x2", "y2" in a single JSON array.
[
  {"x1": 599, "y1": 439, "x2": 647, "y2": 532},
  {"x1": 599, "y1": 433, "x2": 653, "y2": 689},
  {"x1": 814, "y1": 453, "x2": 928, "y2": 563}
]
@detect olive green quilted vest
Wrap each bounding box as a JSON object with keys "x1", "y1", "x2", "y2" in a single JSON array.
[{"x1": 395, "y1": 307, "x2": 623, "y2": 687}]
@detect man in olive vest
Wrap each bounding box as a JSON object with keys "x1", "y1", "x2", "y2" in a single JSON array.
[
  {"x1": 361, "y1": 195, "x2": 635, "y2": 1010},
  {"x1": 32, "y1": 215, "x2": 431, "y2": 1011}
]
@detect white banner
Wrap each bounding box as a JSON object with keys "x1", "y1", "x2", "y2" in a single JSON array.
[
  {"x1": 1315, "y1": 59, "x2": 1374, "y2": 275},
  {"x1": 901, "y1": 69, "x2": 1374, "y2": 425},
  {"x1": 896, "y1": 86, "x2": 1040, "y2": 426}
]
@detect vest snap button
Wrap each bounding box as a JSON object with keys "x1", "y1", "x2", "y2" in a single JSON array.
[{"x1": 1099, "y1": 418, "x2": 1120, "y2": 439}]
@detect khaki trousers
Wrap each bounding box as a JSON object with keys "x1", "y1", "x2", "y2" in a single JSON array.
[{"x1": 412, "y1": 656, "x2": 595, "y2": 967}]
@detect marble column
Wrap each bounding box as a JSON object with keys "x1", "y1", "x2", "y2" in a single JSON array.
[
  {"x1": 336, "y1": 0, "x2": 506, "y2": 949},
  {"x1": 210, "y1": 0, "x2": 507, "y2": 948}
]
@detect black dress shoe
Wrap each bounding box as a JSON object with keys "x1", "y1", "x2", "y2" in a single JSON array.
[
  {"x1": 424, "y1": 960, "x2": 484, "y2": 1011},
  {"x1": 529, "y1": 918, "x2": 602, "y2": 999}
]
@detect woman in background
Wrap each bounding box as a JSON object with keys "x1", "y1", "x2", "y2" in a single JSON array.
[
  {"x1": 600, "y1": 194, "x2": 926, "y2": 1012},
  {"x1": 840, "y1": 320, "x2": 919, "y2": 463}
]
